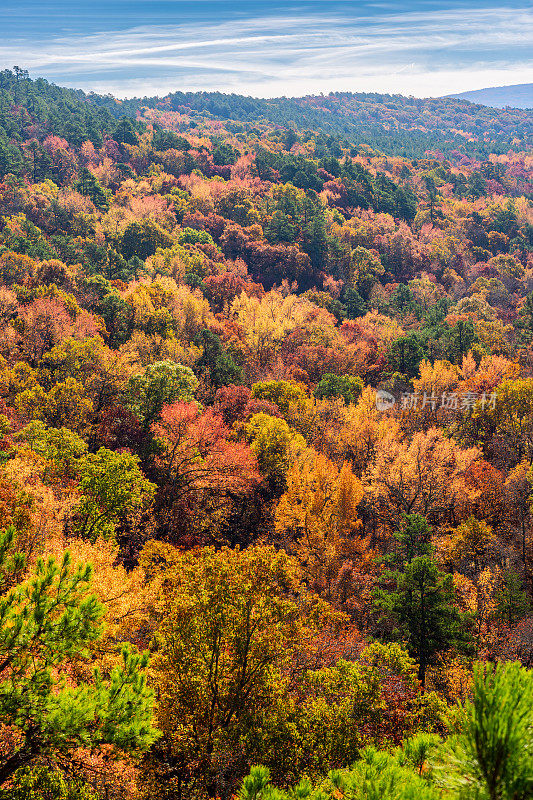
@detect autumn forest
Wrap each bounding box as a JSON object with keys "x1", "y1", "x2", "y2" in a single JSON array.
[{"x1": 1, "y1": 67, "x2": 533, "y2": 800}]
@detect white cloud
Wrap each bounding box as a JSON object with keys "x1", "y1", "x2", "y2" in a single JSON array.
[{"x1": 1, "y1": 6, "x2": 532, "y2": 97}]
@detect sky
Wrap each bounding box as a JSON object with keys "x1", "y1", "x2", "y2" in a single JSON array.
[{"x1": 1, "y1": 0, "x2": 532, "y2": 99}]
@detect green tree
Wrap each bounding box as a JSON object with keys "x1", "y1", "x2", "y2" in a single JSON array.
[
  {"x1": 113, "y1": 117, "x2": 138, "y2": 145},
  {"x1": 120, "y1": 219, "x2": 173, "y2": 260},
  {"x1": 243, "y1": 413, "x2": 307, "y2": 492},
  {"x1": 125, "y1": 360, "x2": 199, "y2": 430},
  {"x1": 0, "y1": 766, "x2": 97, "y2": 800},
  {"x1": 212, "y1": 142, "x2": 238, "y2": 166},
  {"x1": 341, "y1": 286, "x2": 367, "y2": 319},
  {"x1": 302, "y1": 210, "x2": 329, "y2": 272},
  {"x1": 75, "y1": 167, "x2": 110, "y2": 210},
  {"x1": 195, "y1": 329, "x2": 242, "y2": 391},
  {"x1": 15, "y1": 421, "x2": 87, "y2": 478},
  {"x1": 445, "y1": 661, "x2": 533, "y2": 800},
  {"x1": 374, "y1": 516, "x2": 471, "y2": 685},
  {"x1": 0, "y1": 525, "x2": 159, "y2": 786},
  {"x1": 386, "y1": 334, "x2": 425, "y2": 378},
  {"x1": 390, "y1": 283, "x2": 416, "y2": 316},
  {"x1": 389, "y1": 513, "x2": 433, "y2": 565},
  {"x1": 178, "y1": 226, "x2": 214, "y2": 246},
  {"x1": 282, "y1": 129, "x2": 298, "y2": 151},
  {"x1": 152, "y1": 127, "x2": 191, "y2": 152},
  {"x1": 467, "y1": 171, "x2": 487, "y2": 199},
  {"x1": 264, "y1": 210, "x2": 297, "y2": 244},
  {"x1": 423, "y1": 174, "x2": 439, "y2": 222},
  {"x1": 443, "y1": 319, "x2": 478, "y2": 363},
  {"x1": 515, "y1": 290, "x2": 533, "y2": 343},
  {"x1": 97, "y1": 291, "x2": 132, "y2": 347},
  {"x1": 238, "y1": 739, "x2": 441, "y2": 800},
  {"x1": 72, "y1": 447, "x2": 155, "y2": 540},
  {"x1": 314, "y1": 374, "x2": 363, "y2": 405},
  {"x1": 349, "y1": 246, "x2": 384, "y2": 299}
]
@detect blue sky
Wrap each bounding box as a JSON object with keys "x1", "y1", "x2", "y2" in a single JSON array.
[{"x1": 1, "y1": 0, "x2": 532, "y2": 98}]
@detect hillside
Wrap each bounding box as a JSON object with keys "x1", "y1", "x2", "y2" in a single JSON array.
[
  {"x1": 1, "y1": 70, "x2": 532, "y2": 173},
  {"x1": 97, "y1": 88, "x2": 533, "y2": 158},
  {"x1": 0, "y1": 67, "x2": 533, "y2": 799},
  {"x1": 449, "y1": 83, "x2": 533, "y2": 109}
]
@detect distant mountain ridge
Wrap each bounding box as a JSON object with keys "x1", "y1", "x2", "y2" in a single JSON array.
[{"x1": 448, "y1": 84, "x2": 533, "y2": 109}]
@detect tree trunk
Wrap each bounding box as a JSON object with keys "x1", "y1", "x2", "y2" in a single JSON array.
[{"x1": 0, "y1": 743, "x2": 38, "y2": 786}]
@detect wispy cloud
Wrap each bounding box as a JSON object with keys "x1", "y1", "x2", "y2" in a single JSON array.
[{"x1": 1, "y1": 4, "x2": 532, "y2": 97}]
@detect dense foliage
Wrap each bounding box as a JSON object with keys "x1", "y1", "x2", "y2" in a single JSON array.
[{"x1": 0, "y1": 67, "x2": 532, "y2": 798}]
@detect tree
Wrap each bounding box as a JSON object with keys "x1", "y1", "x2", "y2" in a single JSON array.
[
  {"x1": 375, "y1": 554, "x2": 470, "y2": 686},
  {"x1": 467, "y1": 171, "x2": 487, "y2": 199},
  {"x1": 464, "y1": 378, "x2": 533, "y2": 467},
  {"x1": 0, "y1": 525, "x2": 159, "y2": 786},
  {"x1": 140, "y1": 543, "x2": 332, "y2": 799},
  {"x1": 505, "y1": 461, "x2": 532, "y2": 569},
  {"x1": 238, "y1": 735, "x2": 441, "y2": 800},
  {"x1": 264, "y1": 210, "x2": 297, "y2": 244},
  {"x1": 448, "y1": 516, "x2": 495, "y2": 575},
  {"x1": 72, "y1": 447, "x2": 155, "y2": 541},
  {"x1": 15, "y1": 377, "x2": 94, "y2": 434},
  {"x1": 120, "y1": 219, "x2": 173, "y2": 260},
  {"x1": 14, "y1": 298, "x2": 88, "y2": 367},
  {"x1": 443, "y1": 319, "x2": 478, "y2": 363},
  {"x1": 349, "y1": 246, "x2": 384, "y2": 300},
  {"x1": 341, "y1": 286, "x2": 367, "y2": 319},
  {"x1": 75, "y1": 167, "x2": 109, "y2": 210},
  {"x1": 124, "y1": 360, "x2": 198, "y2": 430},
  {"x1": 150, "y1": 402, "x2": 261, "y2": 546},
  {"x1": 388, "y1": 513, "x2": 433, "y2": 565},
  {"x1": 275, "y1": 453, "x2": 364, "y2": 602},
  {"x1": 374, "y1": 515, "x2": 471, "y2": 685},
  {"x1": 212, "y1": 142, "x2": 238, "y2": 166},
  {"x1": 282, "y1": 129, "x2": 298, "y2": 150},
  {"x1": 494, "y1": 570, "x2": 530, "y2": 627},
  {"x1": 259, "y1": 642, "x2": 439, "y2": 785},
  {"x1": 386, "y1": 333, "x2": 425, "y2": 378},
  {"x1": 243, "y1": 413, "x2": 308, "y2": 493},
  {"x1": 0, "y1": 251, "x2": 36, "y2": 287},
  {"x1": 15, "y1": 420, "x2": 87, "y2": 479},
  {"x1": 251, "y1": 380, "x2": 307, "y2": 415},
  {"x1": 113, "y1": 117, "x2": 138, "y2": 145},
  {"x1": 0, "y1": 766, "x2": 97, "y2": 800},
  {"x1": 38, "y1": 335, "x2": 133, "y2": 416},
  {"x1": 423, "y1": 174, "x2": 439, "y2": 222},
  {"x1": 314, "y1": 373, "x2": 363, "y2": 405},
  {"x1": 367, "y1": 428, "x2": 479, "y2": 529},
  {"x1": 444, "y1": 661, "x2": 533, "y2": 800},
  {"x1": 194, "y1": 329, "x2": 242, "y2": 391}
]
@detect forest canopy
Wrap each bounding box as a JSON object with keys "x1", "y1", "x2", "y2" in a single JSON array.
[{"x1": 0, "y1": 67, "x2": 532, "y2": 799}]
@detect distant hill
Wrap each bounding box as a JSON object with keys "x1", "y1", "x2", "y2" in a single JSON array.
[
  {"x1": 91, "y1": 88, "x2": 533, "y2": 158},
  {"x1": 448, "y1": 84, "x2": 533, "y2": 109},
  {"x1": 0, "y1": 69, "x2": 532, "y2": 174}
]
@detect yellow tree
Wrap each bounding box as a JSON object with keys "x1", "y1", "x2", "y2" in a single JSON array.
[
  {"x1": 366, "y1": 428, "x2": 480, "y2": 532},
  {"x1": 275, "y1": 453, "x2": 364, "y2": 602},
  {"x1": 460, "y1": 378, "x2": 533, "y2": 467},
  {"x1": 337, "y1": 386, "x2": 401, "y2": 475},
  {"x1": 140, "y1": 543, "x2": 338, "y2": 799},
  {"x1": 447, "y1": 516, "x2": 496, "y2": 575}
]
